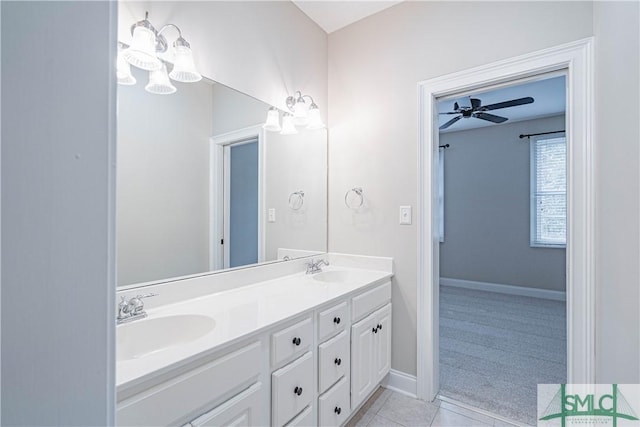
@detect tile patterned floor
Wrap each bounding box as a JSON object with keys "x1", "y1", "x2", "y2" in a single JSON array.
[{"x1": 346, "y1": 388, "x2": 520, "y2": 427}]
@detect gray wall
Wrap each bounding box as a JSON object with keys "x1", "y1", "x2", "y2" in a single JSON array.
[
  {"x1": 1, "y1": 2, "x2": 115, "y2": 425},
  {"x1": 329, "y1": 0, "x2": 640, "y2": 382},
  {"x1": 117, "y1": 68, "x2": 213, "y2": 286},
  {"x1": 440, "y1": 115, "x2": 566, "y2": 291}
]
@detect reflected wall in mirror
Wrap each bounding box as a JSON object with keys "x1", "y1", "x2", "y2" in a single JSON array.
[{"x1": 117, "y1": 67, "x2": 327, "y2": 287}]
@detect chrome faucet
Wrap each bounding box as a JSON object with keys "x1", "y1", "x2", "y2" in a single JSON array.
[
  {"x1": 305, "y1": 258, "x2": 329, "y2": 274},
  {"x1": 117, "y1": 293, "x2": 157, "y2": 324}
]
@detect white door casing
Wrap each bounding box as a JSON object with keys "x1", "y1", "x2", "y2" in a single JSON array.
[{"x1": 417, "y1": 38, "x2": 595, "y2": 401}]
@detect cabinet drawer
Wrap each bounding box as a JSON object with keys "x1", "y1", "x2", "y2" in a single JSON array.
[
  {"x1": 318, "y1": 301, "x2": 348, "y2": 342},
  {"x1": 284, "y1": 405, "x2": 313, "y2": 427},
  {"x1": 272, "y1": 352, "x2": 314, "y2": 426},
  {"x1": 318, "y1": 330, "x2": 349, "y2": 393},
  {"x1": 318, "y1": 377, "x2": 350, "y2": 427},
  {"x1": 190, "y1": 382, "x2": 263, "y2": 427},
  {"x1": 117, "y1": 341, "x2": 261, "y2": 426},
  {"x1": 352, "y1": 281, "x2": 391, "y2": 322},
  {"x1": 271, "y1": 317, "x2": 312, "y2": 366}
]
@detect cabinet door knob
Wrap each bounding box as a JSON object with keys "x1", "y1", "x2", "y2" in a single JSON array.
[
  {"x1": 294, "y1": 386, "x2": 303, "y2": 396},
  {"x1": 335, "y1": 407, "x2": 342, "y2": 415},
  {"x1": 333, "y1": 317, "x2": 341, "y2": 324},
  {"x1": 372, "y1": 327, "x2": 377, "y2": 334},
  {"x1": 292, "y1": 337, "x2": 301, "y2": 346},
  {"x1": 377, "y1": 324, "x2": 382, "y2": 330},
  {"x1": 334, "y1": 357, "x2": 342, "y2": 366}
]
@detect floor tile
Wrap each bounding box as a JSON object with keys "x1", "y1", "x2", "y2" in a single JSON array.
[
  {"x1": 377, "y1": 392, "x2": 439, "y2": 426},
  {"x1": 438, "y1": 401, "x2": 498, "y2": 426},
  {"x1": 347, "y1": 387, "x2": 393, "y2": 427},
  {"x1": 366, "y1": 414, "x2": 405, "y2": 427},
  {"x1": 430, "y1": 407, "x2": 491, "y2": 426}
]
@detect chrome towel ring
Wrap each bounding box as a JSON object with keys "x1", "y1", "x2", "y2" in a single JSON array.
[
  {"x1": 289, "y1": 190, "x2": 305, "y2": 210},
  {"x1": 345, "y1": 187, "x2": 363, "y2": 209}
]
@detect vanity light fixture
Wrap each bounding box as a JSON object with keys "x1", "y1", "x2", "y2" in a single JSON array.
[
  {"x1": 262, "y1": 91, "x2": 325, "y2": 134},
  {"x1": 116, "y1": 49, "x2": 136, "y2": 85},
  {"x1": 119, "y1": 11, "x2": 202, "y2": 94}
]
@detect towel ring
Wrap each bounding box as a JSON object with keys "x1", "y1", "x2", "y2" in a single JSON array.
[
  {"x1": 289, "y1": 190, "x2": 305, "y2": 210},
  {"x1": 345, "y1": 187, "x2": 363, "y2": 209}
]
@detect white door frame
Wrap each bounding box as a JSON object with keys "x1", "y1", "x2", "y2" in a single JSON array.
[
  {"x1": 210, "y1": 124, "x2": 266, "y2": 270},
  {"x1": 417, "y1": 38, "x2": 595, "y2": 401}
]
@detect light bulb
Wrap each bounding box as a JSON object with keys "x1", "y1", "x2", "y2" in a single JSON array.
[
  {"x1": 123, "y1": 24, "x2": 161, "y2": 71},
  {"x1": 263, "y1": 108, "x2": 281, "y2": 132},
  {"x1": 292, "y1": 96, "x2": 308, "y2": 126},
  {"x1": 169, "y1": 39, "x2": 202, "y2": 83},
  {"x1": 280, "y1": 113, "x2": 298, "y2": 135},
  {"x1": 145, "y1": 63, "x2": 176, "y2": 95}
]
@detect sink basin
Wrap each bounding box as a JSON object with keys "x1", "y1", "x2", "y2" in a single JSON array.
[
  {"x1": 312, "y1": 270, "x2": 357, "y2": 284},
  {"x1": 117, "y1": 314, "x2": 215, "y2": 362}
]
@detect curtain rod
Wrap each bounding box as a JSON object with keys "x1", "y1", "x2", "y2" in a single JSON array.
[{"x1": 519, "y1": 130, "x2": 565, "y2": 139}]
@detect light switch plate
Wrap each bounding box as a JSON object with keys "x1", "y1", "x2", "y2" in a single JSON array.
[
  {"x1": 268, "y1": 208, "x2": 276, "y2": 223},
  {"x1": 400, "y1": 206, "x2": 412, "y2": 225}
]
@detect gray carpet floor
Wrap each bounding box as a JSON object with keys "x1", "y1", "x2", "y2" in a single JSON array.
[{"x1": 439, "y1": 285, "x2": 566, "y2": 426}]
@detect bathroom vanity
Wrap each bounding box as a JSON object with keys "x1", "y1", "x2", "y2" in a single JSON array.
[{"x1": 116, "y1": 255, "x2": 393, "y2": 426}]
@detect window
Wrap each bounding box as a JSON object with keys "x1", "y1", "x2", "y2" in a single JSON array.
[{"x1": 531, "y1": 134, "x2": 566, "y2": 247}]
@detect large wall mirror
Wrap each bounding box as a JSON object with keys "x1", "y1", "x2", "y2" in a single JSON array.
[{"x1": 117, "y1": 66, "x2": 327, "y2": 287}]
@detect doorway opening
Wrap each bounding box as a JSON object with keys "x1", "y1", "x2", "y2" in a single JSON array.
[
  {"x1": 417, "y1": 38, "x2": 595, "y2": 424},
  {"x1": 437, "y1": 74, "x2": 567, "y2": 424}
]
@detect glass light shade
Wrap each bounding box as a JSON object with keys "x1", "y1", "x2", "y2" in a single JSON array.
[
  {"x1": 292, "y1": 98, "x2": 309, "y2": 126},
  {"x1": 145, "y1": 63, "x2": 176, "y2": 95},
  {"x1": 263, "y1": 108, "x2": 281, "y2": 132},
  {"x1": 123, "y1": 26, "x2": 162, "y2": 71},
  {"x1": 280, "y1": 113, "x2": 298, "y2": 135},
  {"x1": 116, "y1": 51, "x2": 136, "y2": 85},
  {"x1": 306, "y1": 106, "x2": 325, "y2": 130},
  {"x1": 169, "y1": 45, "x2": 202, "y2": 83}
]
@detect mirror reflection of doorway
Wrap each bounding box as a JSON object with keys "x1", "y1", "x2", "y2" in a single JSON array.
[{"x1": 223, "y1": 138, "x2": 259, "y2": 268}]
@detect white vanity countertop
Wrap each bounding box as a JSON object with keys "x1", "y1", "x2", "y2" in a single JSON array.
[{"x1": 116, "y1": 266, "x2": 392, "y2": 392}]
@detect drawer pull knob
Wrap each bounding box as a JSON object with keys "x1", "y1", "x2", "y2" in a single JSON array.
[
  {"x1": 334, "y1": 357, "x2": 342, "y2": 366},
  {"x1": 294, "y1": 386, "x2": 303, "y2": 396},
  {"x1": 377, "y1": 324, "x2": 383, "y2": 330},
  {"x1": 333, "y1": 317, "x2": 341, "y2": 324},
  {"x1": 372, "y1": 327, "x2": 377, "y2": 334},
  {"x1": 335, "y1": 407, "x2": 342, "y2": 415},
  {"x1": 292, "y1": 337, "x2": 301, "y2": 346}
]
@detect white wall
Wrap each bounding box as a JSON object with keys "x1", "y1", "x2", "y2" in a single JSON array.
[
  {"x1": 440, "y1": 115, "x2": 566, "y2": 291},
  {"x1": 117, "y1": 68, "x2": 213, "y2": 286},
  {"x1": 119, "y1": 1, "x2": 328, "y2": 119},
  {"x1": 593, "y1": 1, "x2": 640, "y2": 382},
  {"x1": 327, "y1": 1, "x2": 595, "y2": 376},
  {"x1": 265, "y1": 128, "x2": 328, "y2": 259},
  {"x1": 1, "y1": 2, "x2": 116, "y2": 425}
]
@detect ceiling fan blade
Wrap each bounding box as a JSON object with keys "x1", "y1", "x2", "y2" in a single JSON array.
[
  {"x1": 440, "y1": 115, "x2": 462, "y2": 130},
  {"x1": 481, "y1": 96, "x2": 534, "y2": 111},
  {"x1": 474, "y1": 112, "x2": 508, "y2": 123},
  {"x1": 438, "y1": 112, "x2": 459, "y2": 115}
]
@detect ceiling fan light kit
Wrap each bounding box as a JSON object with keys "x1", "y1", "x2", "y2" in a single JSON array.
[{"x1": 439, "y1": 96, "x2": 534, "y2": 130}]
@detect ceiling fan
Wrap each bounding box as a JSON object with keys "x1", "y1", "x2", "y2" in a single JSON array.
[{"x1": 439, "y1": 96, "x2": 534, "y2": 130}]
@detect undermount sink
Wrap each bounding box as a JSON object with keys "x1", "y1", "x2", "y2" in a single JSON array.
[
  {"x1": 117, "y1": 314, "x2": 215, "y2": 362},
  {"x1": 312, "y1": 270, "x2": 357, "y2": 284}
]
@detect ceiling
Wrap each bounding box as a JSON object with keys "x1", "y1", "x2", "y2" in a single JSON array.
[
  {"x1": 438, "y1": 75, "x2": 566, "y2": 133},
  {"x1": 292, "y1": 1, "x2": 403, "y2": 33}
]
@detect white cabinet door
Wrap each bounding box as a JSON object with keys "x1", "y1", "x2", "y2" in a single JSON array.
[
  {"x1": 272, "y1": 352, "x2": 314, "y2": 426},
  {"x1": 374, "y1": 304, "x2": 392, "y2": 384},
  {"x1": 318, "y1": 377, "x2": 350, "y2": 427},
  {"x1": 190, "y1": 382, "x2": 263, "y2": 427},
  {"x1": 350, "y1": 311, "x2": 376, "y2": 409}
]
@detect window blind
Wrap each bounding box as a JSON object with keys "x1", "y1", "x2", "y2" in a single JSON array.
[{"x1": 531, "y1": 135, "x2": 566, "y2": 247}]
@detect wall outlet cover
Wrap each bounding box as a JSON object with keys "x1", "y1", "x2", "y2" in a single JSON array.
[{"x1": 400, "y1": 206, "x2": 412, "y2": 225}]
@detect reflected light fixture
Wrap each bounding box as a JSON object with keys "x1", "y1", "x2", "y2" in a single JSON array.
[
  {"x1": 116, "y1": 49, "x2": 136, "y2": 85},
  {"x1": 119, "y1": 11, "x2": 202, "y2": 93},
  {"x1": 262, "y1": 91, "x2": 325, "y2": 134}
]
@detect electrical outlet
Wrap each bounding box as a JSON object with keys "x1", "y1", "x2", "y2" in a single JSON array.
[
  {"x1": 268, "y1": 208, "x2": 276, "y2": 223},
  {"x1": 400, "y1": 206, "x2": 412, "y2": 225}
]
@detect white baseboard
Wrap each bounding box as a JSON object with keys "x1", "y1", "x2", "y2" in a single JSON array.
[
  {"x1": 440, "y1": 277, "x2": 566, "y2": 301},
  {"x1": 382, "y1": 369, "x2": 417, "y2": 398}
]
